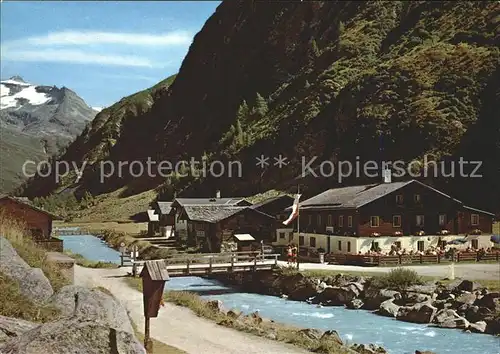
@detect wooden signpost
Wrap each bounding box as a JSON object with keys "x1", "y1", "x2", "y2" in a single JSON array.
[{"x1": 140, "y1": 260, "x2": 170, "y2": 353}]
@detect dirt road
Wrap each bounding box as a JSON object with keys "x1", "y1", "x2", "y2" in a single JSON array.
[
  {"x1": 289, "y1": 261, "x2": 500, "y2": 280},
  {"x1": 74, "y1": 265, "x2": 308, "y2": 354}
]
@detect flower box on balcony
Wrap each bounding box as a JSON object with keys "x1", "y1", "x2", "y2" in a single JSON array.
[{"x1": 471, "y1": 229, "x2": 482, "y2": 235}]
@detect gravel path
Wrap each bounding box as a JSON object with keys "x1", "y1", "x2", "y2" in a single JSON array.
[
  {"x1": 288, "y1": 261, "x2": 500, "y2": 280},
  {"x1": 74, "y1": 265, "x2": 308, "y2": 354}
]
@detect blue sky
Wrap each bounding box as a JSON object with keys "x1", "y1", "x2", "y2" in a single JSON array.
[{"x1": 1, "y1": 1, "x2": 220, "y2": 108}]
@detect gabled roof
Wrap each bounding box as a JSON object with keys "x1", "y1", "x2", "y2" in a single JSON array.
[
  {"x1": 0, "y1": 195, "x2": 62, "y2": 220},
  {"x1": 249, "y1": 195, "x2": 294, "y2": 210},
  {"x1": 294, "y1": 180, "x2": 462, "y2": 211},
  {"x1": 156, "y1": 201, "x2": 172, "y2": 215},
  {"x1": 463, "y1": 205, "x2": 495, "y2": 217},
  {"x1": 140, "y1": 260, "x2": 169, "y2": 281},
  {"x1": 147, "y1": 209, "x2": 159, "y2": 222},
  {"x1": 172, "y1": 197, "x2": 250, "y2": 207},
  {"x1": 181, "y1": 205, "x2": 274, "y2": 223}
]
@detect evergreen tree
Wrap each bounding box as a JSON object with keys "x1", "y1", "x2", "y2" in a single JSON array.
[
  {"x1": 253, "y1": 93, "x2": 268, "y2": 117},
  {"x1": 237, "y1": 100, "x2": 249, "y2": 120}
]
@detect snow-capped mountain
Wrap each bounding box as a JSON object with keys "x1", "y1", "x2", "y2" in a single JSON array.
[{"x1": 0, "y1": 75, "x2": 99, "y2": 192}]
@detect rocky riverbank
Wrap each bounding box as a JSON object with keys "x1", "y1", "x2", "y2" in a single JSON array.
[
  {"x1": 209, "y1": 270, "x2": 500, "y2": 337},
  {"x1": 0, "y1": 237, "x2": 146, "y2": 353}
]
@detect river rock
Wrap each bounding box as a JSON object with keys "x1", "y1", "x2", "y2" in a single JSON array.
[
  {"x1": 415, "y1": 351, "x2": 437, "y2": 354},
  {"x1": 463, "y1": 305, "x2": 493, "y2": 323},
  {"x1": 407, "y1": 284, "x2": 438, "y2": 295},
  {"x1": 397, "y1": 303, "x2": 437, "y2": 324},
  {"x1": 452, "y1": 280, "x2": 482, "y2": 293},
  {"x1": 320, "y1": 330, "x2": 343, "y2": 346},
  {"x1": 0, "y1": 316, "x2": 145, "y2": 354},
  {"x1": 346, "y1": 299, "x2": 364, "y2": 310},
  {"x1": 485, "y1": 316, "x2": 500, "y2": 335},
  {"x1": 468, "y1": 321, "x2": 487, "y2": 333},
  {"x1": 48, "y1": 285, "x2": 134, "y2": 333},
  {"x1": 454, "y1": 293, "x2": 477, "y2": 306},
  {"x1": 0, "y1": 316, "x2": 38, "y2": 343},
  {"x1": 351, "y1": 343, "x2": 387, "y2": 353},
  {"x1": 315, "y1": 286, "x2": 358, "y2": 306},
  {"x1": 226, "y1": 309, "x2": 241, "y2": 319},
  {"x1": 434, "y1": 309, "x2": 469, "y2": 329},
  {"x1": 396, "y1": 292, "x2": 430, "y2": 305},
  {"x1": 297, "y1": 328, "x2": 323, "y2": 340},
  {"x1": 206, "y1": 300, "x2": 224, "y2": 312},
  {"x1": 362, "y1": 288, "x2": 401, "y2": 310},
  {"x1": 287, "y1": 278, "x2": 319, "y2": 301},
  {"x1": 377, "y1": 299, "x2": 400, "y2": 318},
  {"x1": 474, "y1": 293, "x2": 500, "y2": 311}
]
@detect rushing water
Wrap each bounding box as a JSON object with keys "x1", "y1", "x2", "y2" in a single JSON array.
[{"x1": 63, "y1": 234, "x2": 500, "y2": 354}]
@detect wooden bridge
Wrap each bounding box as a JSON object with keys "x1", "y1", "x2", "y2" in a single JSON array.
[
  {"x1": 53, "y1": 227, "x2": 93, "y2": 236},
  {"x1": 129, "y1": 251, "x2": 280, "y2": 277}
]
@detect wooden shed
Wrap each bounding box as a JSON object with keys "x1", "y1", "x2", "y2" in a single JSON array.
[{"x1": 233, "y1": 233, "x2": 256, "y2": 252}]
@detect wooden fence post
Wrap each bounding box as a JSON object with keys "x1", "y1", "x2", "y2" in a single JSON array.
[
  {"x1": 186, "y1": 259, "x2": 190, "y2": 274},
  {"x1": 419, "y1": 254, "x2": 423, "y2": 264},
  {"x1": 209, "y1": 257, "x2": 213, "y2": 273}
]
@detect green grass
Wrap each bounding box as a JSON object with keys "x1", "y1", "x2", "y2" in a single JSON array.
[
  {"x1": 64, "y1": 251, "x2": 118, "y2": 269},
  {"x1": 125, "y1": 277, "x2": 356, "y2": 354},
  {"x1": 0, "y1": 271, "x2": 60, "y2": 323}
]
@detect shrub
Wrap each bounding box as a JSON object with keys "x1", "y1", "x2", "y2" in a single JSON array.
[{"x1": 372, "y1": 267, "x2": 423, "y2": 293}]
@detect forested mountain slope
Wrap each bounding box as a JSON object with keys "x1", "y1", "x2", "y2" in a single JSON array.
[{"x1": 20, "y1": 1, "x2": 500, "y2": 215}]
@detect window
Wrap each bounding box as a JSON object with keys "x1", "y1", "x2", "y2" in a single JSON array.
[
  {"x1": 347, "y1": 241, "x2": 351, "y2": 253},
  {"x1": 288, "y1": 232, "x2": 294, "y2": 241},
  {"x1": 394, "y1": 241, "x2": 402, "y2": 249},
  {"x1": 471, "y1": 214, "x2": 479, "y2": 226},
  {"x1": 317, "y1": 214, "x2": 322, "y2": 226},
  {"x1": 393, "y1": 215, "x2": 402, "y2": 227},
  {"x1": 439, "y1": 214, "x2": 446, "y2": 226},
  {"x1": 310, "y1": 237, "x2": 316, "y2": 247},
  {"x1": 396, "y1": 194, "x2": 404, "y2": 204},
  {"x1": 370, "y1": 216, "x2": 379, "y2": 227},
  {"x1": 414, "y1": 194, "x2": 421, "y2": 203},
  {"x1": 471, "y1": 239, "x2": 479, "y2": 249},
  {"x1": 339, "y1": 215, "x2": 344, "y2": 227},
  {"x1": 338, "y1": 240, "x2": 342, "y2": 251},
  {"x1": 417, "y1": 241, "x2": 425, "y2": 252},
  {"x1": 327, "y1": 214, "x2": 332, "y2": 226},
  {"x1": 347, "y1": 216, "x2": 353, "y2": 227},
  {"x1": 308, "y1": 215, "x2": 312, "y2": 225},
  {"x1": 416, "y1": 215, "x2": 425, "y2": 226},
  {"x1": 279, "y1": 232, "x2": 285, "y2": 239},
  {"x1": 299, "y1": 236, "x2": 305, "y2": 246}
]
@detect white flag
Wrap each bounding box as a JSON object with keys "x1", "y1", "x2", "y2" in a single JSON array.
[{"x1": 283, "y1": 194, "x2": 301, "y2": 226}]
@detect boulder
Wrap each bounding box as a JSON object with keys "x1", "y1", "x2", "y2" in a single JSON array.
[
  {"x1": 48, "y1": 286, "x2": 134, "y2": 334},
  {"x1": 315, "y1": 286, "x2": 358, "y2": 306},
  {"x1": 397, "y1": 303, "x2": 437, "y2": 324},
  {"x1": 474, "y1": 293, "x2": 500, "y2": 311},
  {"x1": 452, "y1": 280, "x2": 482, "y2": 293},
  {"x1": 468, "y1": 321, "x2": 487, "y2": 333},
  {"x1": 377, "y1": 299, "x2": 400, "y2": 318},
  {"x1": 485, "y1": 316, "x2": 500, "y2": 335},
  {"x1": 320, "y1": 330, "x2": 343, "y2": 346},
  {"x1": 287, "y1": 278, "x2": 319, "y2": 301},
  {"x1": 454, "y1": 293, "x2": 477, "y2": 306},
  {"x1": 362, "y1": 288, "x2": 401, "y2": 310},
  {"x1": 463, "y1": 305, "x2": 493, "y2": 323},
  {"x1": 395, "y1": 293, "x2": 430, "y2": 305},
  {"x1": 407, "y1": 284, "x2": 438, "y2": 295},
  {"x1": 0, "y1": 316, "x2": 145, "y2": 354},
  {"x1": 0, "y1": 316, "x2": 38, "y2": 343},
  {"x1": 248, "y1": 311, "x2": 263, "y2": 324},
  {"x1": 0, "y1": 238, "x2": 54, "y2": 304},
  {"x1": 351, "y1": 343, "x2": 387, "y2": 353},
  {"x1": 226, "y1": 309, "x2": 241, "y2": 319},
  {"x1": 296, "y1": 328, "x2": 323, "y2": 341},
  {"x1": 434, "y1": 309, "x2": 470, "y2": 329},
  {"x1": 346, "y1": 299, "x2": 364, "y2": 310}
]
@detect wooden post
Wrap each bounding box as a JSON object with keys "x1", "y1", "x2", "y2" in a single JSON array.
[
  {"x1": 209, "y1": 257, "x2": 213, "y2": 273},
  {"x1": 186, "y1": 259, "x2": 190, "y2": 275},
  {"x1": 274, "y1": 254, "x2": 278, "y2": 267},
  {"x1": 144, "y1": 315, "x2": 153, "y2": 353}
]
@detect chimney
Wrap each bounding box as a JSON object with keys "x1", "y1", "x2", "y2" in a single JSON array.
[
  {"x1": 216, "y1": 190, "x2": 221, "y2": 198},
  {"x1": 383, "y1": 168, "x2": 392, "y2": 183}
]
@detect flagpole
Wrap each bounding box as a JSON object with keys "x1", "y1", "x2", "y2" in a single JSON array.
[{"x1": 296, "y1": 184, "x2": 300, "y2": 270}]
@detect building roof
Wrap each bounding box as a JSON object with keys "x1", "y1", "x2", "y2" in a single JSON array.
[
  {"x1": 147, "y1": 209, "x2": 159, "y2": 222},
  {"x1": 233, "y1": 233, "x2": 255, "y2": 241},
  {"x1": 181, "y1": 205, "x2": 273, "y2": 223},
  {"x1": 249, "y1": 195, "x2": 294, "y2": 210},
  {"x1": 293, "y1": 180, "x2": 462, "y2": 211},
  {"x1": 172, "y1": 197, "x2": 250, "y2": 208},
  {"x1": 140, "y1": 260, "x2": 170, "y2": 281},
  {"x1": 156, "y1": 202, "x2": 172, "y2": 215},
  {"x1": 463, "y1": 205, "x2": 495, "y2": 216},
  {"x1": 0, "y1": 195, "x2": 62, "y2": 220}
]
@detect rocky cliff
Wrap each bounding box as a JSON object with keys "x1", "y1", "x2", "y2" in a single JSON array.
[{"x1": 20, "y1": 1, "x2": 500, "y2": 214}]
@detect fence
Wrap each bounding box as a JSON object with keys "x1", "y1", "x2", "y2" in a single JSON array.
[{"x1": 325, "y1": 251, "x2": 500, "y2": 266}]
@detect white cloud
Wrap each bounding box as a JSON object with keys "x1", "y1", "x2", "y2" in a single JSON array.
[
  {"x1": 7, "y1": 30, "x2": 192, "y2": 47},
  {"x1": 1, "y1": 49, "x2": 156, "y2": 67},
  {"x1": 1, "y1": 29, "x2": 192, "y2": 67}
]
